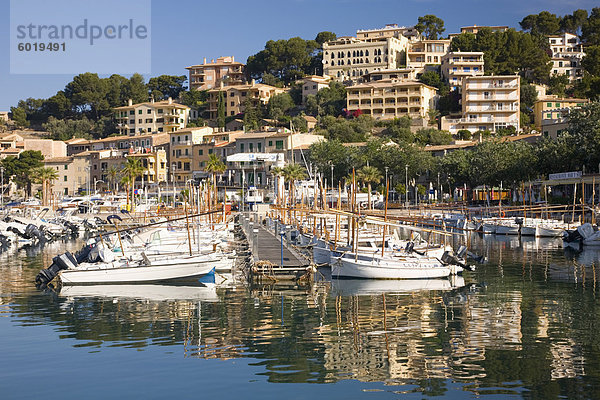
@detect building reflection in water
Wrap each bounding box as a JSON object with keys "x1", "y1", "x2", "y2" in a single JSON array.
[{"x1": 2, "y1": 232, "x2": 599, "y2": 397}]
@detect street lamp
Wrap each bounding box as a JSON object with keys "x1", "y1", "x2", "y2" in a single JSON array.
[
  {"x1": 437, "y1": 172, "x2": 441, "y2": 203},
  {"x1": 1, "y1": 166, "x2": 4, "y2": 207},
  {"x1": 330, "y1": 162, "x2": 334, "y2": 208},
  {"x1": 405, "y1": 164, "x2": 408, "y2": 207},
  {"x1": 385, "y1": 166, "x2": 389, "y2": 201}
]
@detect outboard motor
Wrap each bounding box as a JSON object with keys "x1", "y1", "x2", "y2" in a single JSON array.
[
  {"x1": 35, "y1": 252, "x2": 78, "y2": 288},
  {"x1": 64, "y1": 221, "x2": 80, "y2": 236},
  {"x1": 563, "y1": 229, "x2": 582, "y2": 244},
  {"x1": 441, "y1": 250, "x2": 476, "y2": 272},
  {"x1": 514, "y1": 217, "x2": 523, "y2": 225},
  {"x1": 24, "y1": 224, "x2": 44, "y2": 243}
]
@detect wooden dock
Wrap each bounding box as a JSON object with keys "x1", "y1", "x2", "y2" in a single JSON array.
[{"x1": 240, "y1": 214, "x2": 313, "y2": 283}]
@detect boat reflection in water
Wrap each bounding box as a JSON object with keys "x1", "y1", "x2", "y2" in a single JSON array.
[
  {"x1": 330, "y1": 276, "x2": 465, "y2": 296},
  {"x1": 58, "y1": 283, "x2": 219, "y2": 302}
]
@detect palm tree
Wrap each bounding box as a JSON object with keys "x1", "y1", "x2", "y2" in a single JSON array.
[
  {"x1": 107, "y1": 166, "x2": 119, "y2": 194},
  {"x1": 122, "y1": 158, "x2": 144, "y2": 211},
  {"x1": 205, "y1": 154, "x2": 226, "y2": 206},
  {"x1": 33, "y1": 167, "x2": 58, "y2": 206},
  {"x1": 282, "y1": 163, "x2": 307, "y2": 207},
  {"x1": 357, "y1": 166, "x2": 382, "y2": 210}
]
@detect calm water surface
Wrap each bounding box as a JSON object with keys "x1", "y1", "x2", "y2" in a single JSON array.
[{"x1": 1, "y1": 234, "x2": 600, "y2": 399}]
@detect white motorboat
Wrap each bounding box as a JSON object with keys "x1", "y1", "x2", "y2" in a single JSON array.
[
  {"x1": 481, "y1": 222, "x2": 497, "y2": 234},
  {"x1": 331, "y1": 253, "x2": 463, "y2": 279},
  {"x1": 495, "y1": 222, "x2": 520, "y2": 235},
  {"x1": 59, "y1": 257, "x2": 216, "y2": 285},
  {"x1": 36, "y1": 245, "x2": 219, "y2": 286},
  {"x1": 535, "y1": 225, "x2": 564, "y2": 238}
]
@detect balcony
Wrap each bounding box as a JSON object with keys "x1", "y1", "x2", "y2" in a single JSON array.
[{"x1": 467, "y1": 83, "x2": 518, "y2": 90}]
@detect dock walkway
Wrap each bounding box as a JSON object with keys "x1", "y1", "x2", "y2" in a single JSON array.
[{"x1": 240, "y1": 214, "x2": 312, "y2": 282}]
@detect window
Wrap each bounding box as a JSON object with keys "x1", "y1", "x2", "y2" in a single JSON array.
[
  {"x1": 275, "y1": 140, "x2": 284, "y2": 150},
  {"x1": 184, "y1": 162, "x2": 190, "y2": 171},
  {"x1": 185, "y1": 149, "x2": 188, "y2": 156},
  {"x1": 547, "y1": 102, "x2": 552, "y2": 107},
  {"x1": 138, "y1": 119, "x2": 142, "y2": 124},
  {"x1": 129, "y1": 129, "x2": 135, "y2": 134},
  {"x1": 230, "y1": 102, "x2": 235, "y2": 107},
  {"x1": 158, "y1": 109, "x2": 163, "y2": 114},
  {"x1": 138, "y1": 110, "x2": 142, "y2": 114},
  {"x1": 268, "y1": 140, "x2": 273, "y2": 146},
  {"x1": 241, "y1": 92, "x2": 247, "y2": 97},
  {"x1": 129, "y1": 110, "x2": 134, "y2": 115},
  {"x1": 229, "y1": 92, "x2": 234, "y2": 97},
  {"x1": 147, "y1": 109, "x2": 151, "y2": 114},
  {"x1": 64, "y1": 176, "x2": 67, "y2": 182},
  {"x1": 546, "y1": 113, "x2": 552, "y2": 118},
  {"x1": 129, "y1": 119, "x2": 135, "y2": 124},
  {"x1": 249, "y1": 143, "x2": 253, "y2": 151},
  {"x1": 64, "y1": 165, "x2": 68, "y2": 170},
  {"x1": 240, "y1": 143, "x2": 245, "y2": 152},
  {"x1": 208, "y1": 149, "x2": 213, "y2": 154},
  {"x1": 258, "y1": 143, "x2": 262, "y2": 152},
  {"x1": 158, "y1": 127, "x2": 163, "y2": 132},
  {"x1": 230, "y1": 111, "x2": 234, "y2": 115},
  {"x1": 555, "y1": 103, "x2": 560, "y2": 108},
  {"x1": 198, "y1": 149, "x2": 203, "y2": 155}
]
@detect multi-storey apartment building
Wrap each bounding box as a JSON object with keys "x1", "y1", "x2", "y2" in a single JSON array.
[
  {"x1": 168, "y1": 127, "x2": 214, "y2": 182},
  {"x1": 356, "y1": 24, "x2": 420, "y2": 41},
  {"x1": 323, "y1": 35, "x2": 409, "y2": 83},
  {"x1": 441, "y1": 52, "x2": 485, "y2": 91},
  {"x1": 186, "y1": 56, "x2": 245, "y2": 91},
  {"x1": 45, "y1": 153, "x2": 91, "y2": 196},
  {"x1": 207, "y1": 81, "x2": 286, "y2": 120},
  {"x1": 460, "y1": 25, "x2": 508, "y2": 34},
  {"x1": 406, "y1": 39, "x2": 451, "y2": 72},
  {"x1": 85, "y1": 149, "x2": 168, "y2": 189},
  {"x1": 346, "y1": 79, "x2": 438, "y2": 121},
  {"x1": 548, "y1": 32, "x2": 585, "y2": 81},
  {"x1": 300, "y1": 75, "x2": 332, "y2": 103},
  {"x1": 87, "y1": 133, "x2": 170, "y2": 154},
  {"x1": 533, "y1": 97, "x2": 589, "y2": 130},
  {"x1": 191, "y1": 130, "x2": 243, "y2": 180},
  {"x1": 114, "y1": 98, "x2": 192, "y2": 135},
  {"x1": 361, "y1": 68, "x2": 417, "y2": 82},
  {"x1": 442, "y1": 75, "x2": 520, "y2": 134}
]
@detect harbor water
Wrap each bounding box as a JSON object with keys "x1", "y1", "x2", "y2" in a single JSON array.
[{"x1": 2, "y1": 233, "x2": 600, "y2": 399}]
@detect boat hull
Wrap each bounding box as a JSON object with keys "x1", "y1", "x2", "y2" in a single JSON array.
[
  {"x1": 60, "y1": 261, "x2": 215, "y2": 285},
  {"x1": 313, "y1": 243, "x2": 331, "y2": 265},
  {"x1": 535, "y1": 226, "x2": 563, "y2": 238},
  {"x1": 496, "y1": 225, "x2": 520, "y2": 235},
  {"x1": 482, "y1": 223, "x2": 496, "y2": 234},
  {"x1": 331, "y1": 256, "x2": 459, "y2": 279},
  {"x1": 520, "y1": 226, "x2": 536, "y2": 236}
]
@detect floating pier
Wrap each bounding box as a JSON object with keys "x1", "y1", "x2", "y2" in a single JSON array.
[{"x1": 239, "y1": 213, "x2": 313, "y2": 283}]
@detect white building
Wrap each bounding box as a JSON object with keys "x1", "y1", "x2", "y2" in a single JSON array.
[
  {"x1": 323, "y1": 36, "x2": 410, "y2": 83},
  {"x1": 441, "y1": 52, "x2": 484, "y2": 91},
  {"x1": 300, "y1": 75, "x2": 332, "y2": 103},
  {"x1": 548, "y1": 32, "x2": 585, "y2": 82},
  {"x1": 442, "y1": 75, "x2": 520, "y2": 134}
]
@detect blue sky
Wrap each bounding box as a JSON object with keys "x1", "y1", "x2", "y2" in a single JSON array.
[{"x1": 0, "y1": 0, "x2": 597, "y2": 110}]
